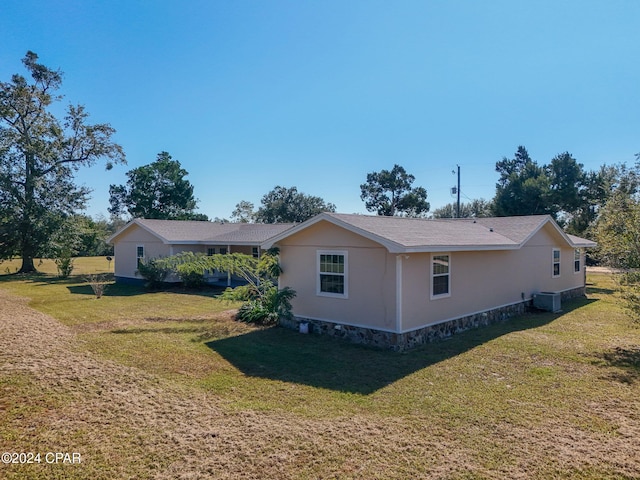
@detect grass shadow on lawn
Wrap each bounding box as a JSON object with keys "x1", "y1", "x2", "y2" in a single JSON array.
[
  {"x1": 64, "y1": 281, "x2": 226, "y2": 298},
  {"x1": 207, "y1": 298, "x2": 595, "y2": 394},
  {"x1": 593, "y1": 345, "x2": 640, "y2": 385},
  {"x1": 0, "y1": 272, "x2": 226, "y2": 298},
  {"x1": 586, "y1": 283, "x2": 616, "y2": 296}
]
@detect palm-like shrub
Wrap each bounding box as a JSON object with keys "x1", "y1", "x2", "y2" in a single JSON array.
[
  {"x1": 157, "y1": 250, "x2": 296, "y2": 324},
  {"x1": 236, "y1": 282, "x2": 296, "y2": 325}
]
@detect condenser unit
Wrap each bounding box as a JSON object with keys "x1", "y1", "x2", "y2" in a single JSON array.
[{"x1": 533, "y1": 292, "x2": 561, "y2": 312}]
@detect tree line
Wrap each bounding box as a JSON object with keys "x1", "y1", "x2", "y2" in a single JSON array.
[{"x1": 2, "y1": 51, "x2": 640, "y2": 275}]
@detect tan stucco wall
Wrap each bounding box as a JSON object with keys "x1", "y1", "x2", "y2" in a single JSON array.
[
  {"x1": 277, "y1": 221, "x2": 587, "y2": 333},
  {"x1": 396, "y1": 224, "x2": 586, "y2": 331},
  {"x1": 277, "y1": 221, "x2": 397, "y2": 331},
  {"x1": 112, "y1": 225, "x2": 171, "y2": 279}
]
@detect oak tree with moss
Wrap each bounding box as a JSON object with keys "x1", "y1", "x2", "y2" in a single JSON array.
[{"x1": 0, "y1": 52, "x2": 125, "y2": 273}]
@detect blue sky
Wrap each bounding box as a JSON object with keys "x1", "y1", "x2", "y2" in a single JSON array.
[{"x1": 2, "y1": 0, "x2": 639, "y2": 220}]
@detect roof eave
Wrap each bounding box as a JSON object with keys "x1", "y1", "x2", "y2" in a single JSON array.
[
  {"x1": 402, "y1": 244, "x2": 520, "y2": 253},
  {"x1": 570, "y1": 240, "x2": 598, "y2": 248}
]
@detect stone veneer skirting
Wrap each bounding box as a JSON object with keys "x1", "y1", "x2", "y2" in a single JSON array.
[{"x1": 280, "y1": 286, "x2": 586, "y2": 351}]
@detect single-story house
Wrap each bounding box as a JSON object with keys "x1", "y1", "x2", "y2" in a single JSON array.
[
  {"x1": 107, "y1": 219, "x2": 294, "y2": 285},
  {"x1": 262, "y1": 213, "x2": 597, "y2": 350}
]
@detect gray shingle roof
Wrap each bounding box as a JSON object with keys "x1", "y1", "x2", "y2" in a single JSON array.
[
  {"x1": 325, "y1": 213, "x2": 519, "y2": 249},
  {"x1": 263, "y1": 213, "x2": 597, "y2": 252},
  {"x1": 109, "y1": 219, "x2": 294, "y2": 245}
]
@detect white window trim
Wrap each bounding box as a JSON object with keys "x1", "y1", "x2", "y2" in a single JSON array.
[
  {"x1": 574, "y1": 248, "x2": 581, "y2": 274},
  {"x1": 552, "y1": 248, "x2": 561, "y2": 278},
  {"x1": 431, "y1": 253, "x2": 451, "y2": 300},
  {"x1": 136, "y1": 244, "x2": 145, "y2": 274},
  {"x1": 316, "y1": 250, "x2": 348, "y2": 299}
]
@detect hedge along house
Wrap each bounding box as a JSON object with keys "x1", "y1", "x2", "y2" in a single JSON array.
[
  {"x1": 108, "y1": 219, "x2": 294, "y2": 285},
  {"x1": 263, "y1": 213, "x2": 597, "y2": 350}
]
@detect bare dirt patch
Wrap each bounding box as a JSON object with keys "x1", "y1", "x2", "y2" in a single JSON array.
[{"x1": 1, "y1": 288, "x2": 639, "y2": 479}]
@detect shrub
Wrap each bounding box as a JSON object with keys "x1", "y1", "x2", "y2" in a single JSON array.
[
  {"x1": 220, "y1": 284, "x2": 259, "y2": 302},
  {"x1": 152, "y1": 250, "x2": 295, "y2": 323},
  {"x1": 237, "y1": 300, "x2": 272, "y2": 323},
  {"x1": 136, "y1": 259, "x2": 170, "y2": 289},
  {"x1": 176, "y1": 269, "x2": 207, "y2": 289},
  {"x1": 617, "y1": 272, "x2": 640, "y2": 323},
  {"x1": 55, "y1": 253, "x2": 74, "y2": 278},
  {"x1": 85, "y1": 273, "x2": 111, "y2": 299},
  {"x1": 236, "y1": 283, "x2": 296, "y2": 325}
]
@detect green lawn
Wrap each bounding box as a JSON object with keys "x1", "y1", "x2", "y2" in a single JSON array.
[
  {"x1": 0, "y1": 256, "x2": 114, "y2": 276},
  {"x1": 0, "y1": 260, "x2": 638, "y2": 479}
]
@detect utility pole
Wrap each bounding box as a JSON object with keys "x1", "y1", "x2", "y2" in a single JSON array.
[{"x1": 456, "y1": 165, "x2": 460, "y2": 219}]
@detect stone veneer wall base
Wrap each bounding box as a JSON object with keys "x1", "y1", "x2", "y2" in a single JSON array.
[{"x1": 279, "y1": 286, "x2": 587, "y2": 351}]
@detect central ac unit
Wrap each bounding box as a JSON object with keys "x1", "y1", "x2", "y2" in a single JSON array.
[{"x1": 533, "y1": 292, "x2": 561, "y2": 312}]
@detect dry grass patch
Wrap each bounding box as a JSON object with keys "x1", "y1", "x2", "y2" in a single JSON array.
[{"x1": 0, "y1": 271, "x2": 639, "y2": 479}]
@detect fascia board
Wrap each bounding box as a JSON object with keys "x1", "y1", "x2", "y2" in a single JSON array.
[
  {"x1": 575, "y1": 241, "x2": 597, "y2": 248},
  {"x1": 202, "y1": 240, "x2": 263, "y2": 246},
  {"x1": 165, "y1": 241, "x2": 206, "y2": 245},
  {"x1": 567, "y1": 237, "x2": 597, "y2": 248},
  {"x1": 402, "y1": 244, "x2": 520, "y2": 253},
  {"x1": 161, "y1": 240, "x2": 262, "y2": 246}
]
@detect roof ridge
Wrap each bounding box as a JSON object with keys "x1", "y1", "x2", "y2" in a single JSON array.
[{"x1": 328, "y1": 212, "x2": 552, "y2": 223}]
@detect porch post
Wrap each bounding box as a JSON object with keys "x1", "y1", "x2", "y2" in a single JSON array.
[
  {"x1": 227, "y1": 244, "x2": 231, "y2": 287},
  {"x1": 396, "y1": 255, "x2": 403, "y2": 333}
]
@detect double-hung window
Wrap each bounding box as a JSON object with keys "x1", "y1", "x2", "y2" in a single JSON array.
[
  {"x1": 317, "y1": 250, "x2": 348, "y2": 298},
  {"x1": 136, "y1": 245, "x2": 145, "y2": 269},
  {"x1": 574, "y1": 249, "x2": 581, "y2": 273},
  {"x1": 431, "y1": 254, "x2": 451, "y2": 299},
  {"x1": 552, "y1": 249, "x2": 561, "y2": 277}
]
